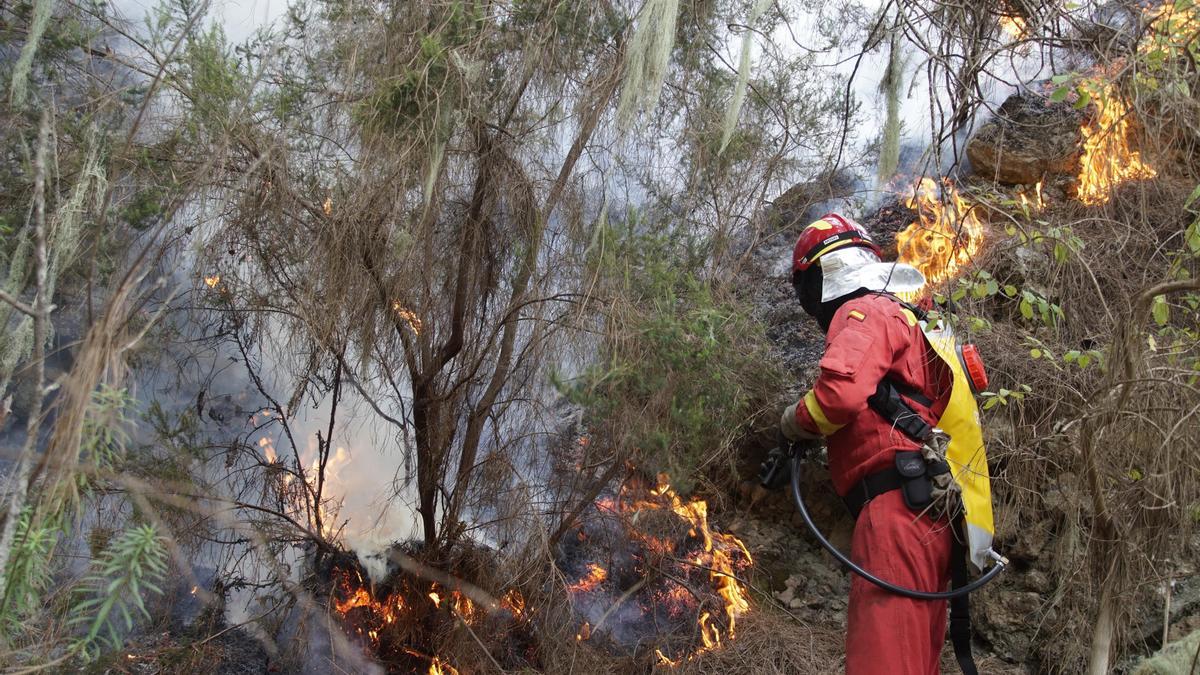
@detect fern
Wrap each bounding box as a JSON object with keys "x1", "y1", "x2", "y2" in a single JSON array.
[{"x1": 69, "y1": 524, "x2": 168, "y2": 661}]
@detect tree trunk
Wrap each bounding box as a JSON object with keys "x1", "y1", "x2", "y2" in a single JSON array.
[{"x1": 1088, "y1": 576, "x2": 1116, "y2": 675}]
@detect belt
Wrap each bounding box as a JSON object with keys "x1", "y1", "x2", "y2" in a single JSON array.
[{"x1": 841, "y1": 466, "x2": 905, "y2": 519}]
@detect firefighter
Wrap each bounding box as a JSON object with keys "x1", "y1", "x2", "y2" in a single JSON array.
[{"x1": 779, "y1": 213, "x2": 956, "y2": 674}]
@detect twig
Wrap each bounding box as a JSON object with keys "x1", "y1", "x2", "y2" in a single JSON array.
[
  {"x1": 0, "y1": 109, "x2": 53, "y2": 596},
  {"x1": 0, "y1": 289, "x2": 36, "y2": 317},
  {"x1": 450, "y1": 607, "x2": 506, "y2": 672}
]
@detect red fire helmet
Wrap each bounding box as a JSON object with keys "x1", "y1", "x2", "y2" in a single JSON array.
[{"x1": 792, "y1": 213, "x2": 882, "y2": 274}]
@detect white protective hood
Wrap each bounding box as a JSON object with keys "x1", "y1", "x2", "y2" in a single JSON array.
[{"x1": 818, "y1": 246, "x2": 927, "y2": 302}]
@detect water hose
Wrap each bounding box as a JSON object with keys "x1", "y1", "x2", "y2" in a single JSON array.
[{"x1": 788, "y1": 445, "x2": 1006, "y2": 600}]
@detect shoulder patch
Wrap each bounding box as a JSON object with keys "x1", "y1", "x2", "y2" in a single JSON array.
[
  {"x1": 899, "y1": 307, "x2": 918, "y2": 327},
  {"x1": 848, "y1": 309, "x2": 866, "y2": 322}
]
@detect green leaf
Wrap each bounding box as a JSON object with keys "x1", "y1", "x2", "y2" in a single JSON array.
[
  {"x1": 1185, "y1": 219, "x2": 1200, "y2": 254},
  {"x1": 1152, "y1": 295, "x2": 1170, "y2": 326},
  {"x1": 1072, "y1": 88, "x2": 1091, "y2": 109},
  {"x1": 1020, "y1": 298, "x2": 1034, "y2": 320},
  {"x1": 982, "y1": 397, "x2": 999, "y2": 410},
  {"x1": 1050, "y1": 86, "x2": 1069, "y2": 103},
  {"x1": 1030, "y1": 348, "x2": 1042, "y2": 359},
  {"x1": 1003, "y1": 284, "x2": 1018, "y2": 297},
  {"x1": 1185, "y1": 183, "x2": 1200, "y2": 210}
]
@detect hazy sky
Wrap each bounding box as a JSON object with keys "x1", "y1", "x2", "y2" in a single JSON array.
[{"x1": 112, "y1": 0, "x2": 290, "y2": 46}]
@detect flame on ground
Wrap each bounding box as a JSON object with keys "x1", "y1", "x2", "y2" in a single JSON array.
[
  {"x1": 573, "y1": 473, "x2": 753, "y2": 666},
  {"x1": 203, "y1": 275, "x2": 221, "y2": 288},
  {"x1": 427, "y1": 655, "x2": 458, "y2": 675},
  {"x1": 895, "y1": 177, "x2": 985, "y2": 288},
  {"x1": 331, "y1": 566, "x2": 525, "y2": 670},
  {"x1": 567, "y1": 563, "x2": 608, "y2": 594},
  {"x1": 1018, "y1": 180, "x2": 1046, "y2": 213},
  {"x1": 1075, "y1": 82, "x2": 1156, "y2": 205}
]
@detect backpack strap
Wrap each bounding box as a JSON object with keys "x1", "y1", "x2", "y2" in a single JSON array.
[
  {"x1": 867, "y1": 378, "x2": 934, "y2": 443},
  {"x1": 949, "y1": 521, "x2": 980, "y2": 675}
]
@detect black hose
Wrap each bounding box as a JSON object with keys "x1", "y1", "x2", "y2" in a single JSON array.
[{"x1": 788, "y1": 450, "x2": 1005, "y2": 600}]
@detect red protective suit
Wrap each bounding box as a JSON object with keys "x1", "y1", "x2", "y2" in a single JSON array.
[{"x1": 793, "y1": 292, "x2": 955, "y2": 675}]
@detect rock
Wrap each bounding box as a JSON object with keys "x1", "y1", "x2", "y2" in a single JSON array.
[
  {"x1": 966, "y1": 91, "x2": 1085, "y2": 185},
  {"x1": 768, "y1": 169, "x2": 858, "y2": 229},
  {"x1": 788, "y1": 597, "x2": 806, "y2": 610}
]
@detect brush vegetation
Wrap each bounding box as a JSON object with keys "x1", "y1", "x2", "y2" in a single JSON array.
[{"x1": 0, "y1": 0, "x2": 1197, "y2": 673}]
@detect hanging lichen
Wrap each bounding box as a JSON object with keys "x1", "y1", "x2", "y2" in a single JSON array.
[
  {"x1": 0, "y1": 126, "x2": 104, "y2": 396},
  {"x1": 616, "y1": 0, "x2": 681, "y2": 129},
  {"x1": 9, "y1": 0, "x2": 56, "y2": 106},
  {"x1": 876, "y1": 22, "x2": 903, "y2": 183},
  {"x1": 718, "y1": 0, "x2": 771, "y2": 156}
]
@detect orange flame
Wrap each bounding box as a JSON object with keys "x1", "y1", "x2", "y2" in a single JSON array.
[
  {"x1": 999, "y1": 13, "x2": 1026, "y2": 40},
  {"x1": 1018, "y1": 180, "x2": 1046, "y2": 212},
  {"x1": 567, "y1": 564, "x2": 608, "y2": 594},
  {"x1": 392, "y1": 302, "x2": 423, "y2": 334},
  {"x1": 335, "y1": 587, "x2": 373, "y2": 614},
  {"x1": 331, "y1": 570, "x2": 522, "y2": 673},
  {"x1": 203, "y1": 275, "x2": 221, "y2": 288},
  {"x1": 428, "y1": 656, "x2": 458, "y2": 675},
  {"x1": 617, "y1": 474, "x2": 753, "y2": 664},
  {"x1": 1075, "y1": 83, "x2": 1156, "y2": 205},
  {"x1": 896, "y1": 177, "x2": 985, "y2": 289},
  {"x1": 501, "y1": 588, "x2": 525, "y2": 617},
  {"x1": 257, "y1": 436, "x2": 278, "y2": 463}
]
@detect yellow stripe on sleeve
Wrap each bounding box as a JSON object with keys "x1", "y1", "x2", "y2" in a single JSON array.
[{"x1": 804, "y1": 390, "x2": 845, "y2": 436}]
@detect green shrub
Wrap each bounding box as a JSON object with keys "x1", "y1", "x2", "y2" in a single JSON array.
[{"x1": 556, "y1": 214, "x2": 778, "y2": 492}]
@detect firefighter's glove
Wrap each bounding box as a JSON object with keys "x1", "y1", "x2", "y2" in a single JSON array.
[
  {"x1": 780, "y1": 401, "x2": 821, "y2": 442},
  {"x1": 758, "y1": 442, "x2": 791, "y2": 490}
]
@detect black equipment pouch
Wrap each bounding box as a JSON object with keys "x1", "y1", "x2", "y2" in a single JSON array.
[{"x1": 895, "y1": 451, "x2": 933, "y2": 512}]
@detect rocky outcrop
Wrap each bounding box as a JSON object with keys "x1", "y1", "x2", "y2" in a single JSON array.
[
  {"x1": 767, "y1": 169, "x2": 857, "y2": 230},
  {"x1": 967, "y1": 91, "x2": 1085, "y2": 185}
]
